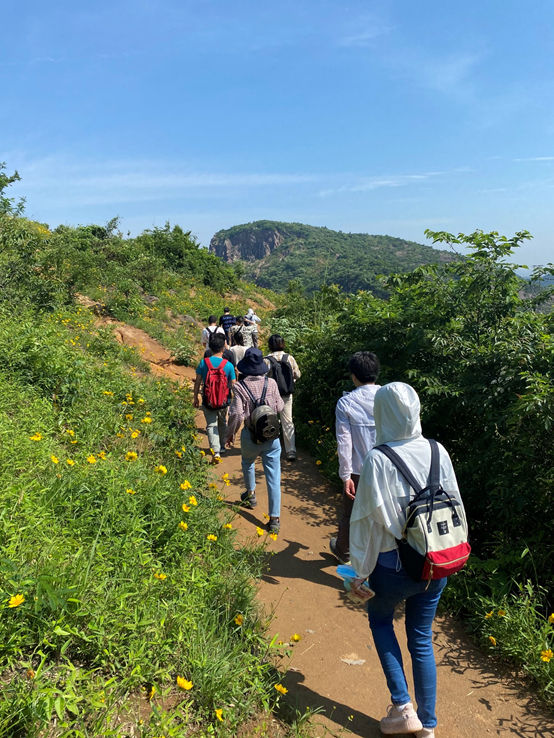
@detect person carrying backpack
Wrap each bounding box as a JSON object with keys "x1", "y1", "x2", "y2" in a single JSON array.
[
  {"x1": 219, "y1": 307, "x2": 236, "y2": 344},
  {"x1": 225, "y1": 348, "x2": 284, "y2": 533},
  {"x1": 193, "y1": 334, "x2": 236, "y2": 461},
  {"x1": 201, "y1": 315, "x2": 224, "y2": 350},
  {"x1": 264, "y1": 334, "x2": 301, "y2": 462},
  {"x1": 348, "y1": 382, "x2": 468, "y2": 738}
]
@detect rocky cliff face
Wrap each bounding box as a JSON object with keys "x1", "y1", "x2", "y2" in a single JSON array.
[{"x1": 209, "y1": 227, "x2": 285, "y2": 262}]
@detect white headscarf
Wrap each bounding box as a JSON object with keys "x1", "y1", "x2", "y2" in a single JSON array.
[{"x1": 374, "y1": 382, "x2": 422, "y2": 446}]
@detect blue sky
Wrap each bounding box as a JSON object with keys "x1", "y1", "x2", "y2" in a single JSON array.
[{"x1": 2, "y1": 0, "x2": 553, "y2": 264}]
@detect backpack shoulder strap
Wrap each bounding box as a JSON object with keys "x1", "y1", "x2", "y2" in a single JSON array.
[
  {"x1": 260, "y1": 376, "x2": 269, "y2": 403},
  {"x1": 239, "y1": 379, "x2": 257, "y2": 406},
  {"x1": 428, "y1": 439, "x2": 440, "y2": 493},
  {"x1": 218, "y1": 359, "x2": 228, "y2": 370},
  {"x1": 374, "y1": 444, "x2": 425, "y2": 495},
  {"x1": 204, "y1": 356, "x2": 213, "y2": 371},
  {"x1": 282, "y1": 353, "x2": 289, "y2": 363}
]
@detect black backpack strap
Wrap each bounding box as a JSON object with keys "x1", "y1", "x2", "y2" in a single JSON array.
[
  {"x1": 260, "y1": 375, "x2": 269, "y2": 404},
  {"x1": 428, "y1": 439, "x2": 440, "y2": 493},
  {"x1": 283, "y1": 353, "x2": 289, "y2": 363},
  {"x1": 239, "y1": 379, "x2": 258, "y2": 407},
  {"x1": 374, "y1": 444, "x2": 425, "y2": 495}
]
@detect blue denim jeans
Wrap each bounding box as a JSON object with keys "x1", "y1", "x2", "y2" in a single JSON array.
[
  {"x1": 366, "y1": 563, "x2": 446, "y2": 729},
  {"x1": 240, "y1": 426, "x2": 281, "y2": 517},
  {"x1": 202, "y1": 406, "x2": 228, "y2": 454}
]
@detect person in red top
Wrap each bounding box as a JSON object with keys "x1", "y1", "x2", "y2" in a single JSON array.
[{"x1": 226, "y1": 348, "x2": 284, "y2": 533}]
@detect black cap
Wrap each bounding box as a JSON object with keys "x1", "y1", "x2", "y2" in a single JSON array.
[{"x1": 224, "y1": 307, "x2": 230, "y2": 312}]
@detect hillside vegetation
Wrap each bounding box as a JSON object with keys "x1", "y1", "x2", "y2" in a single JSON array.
[
  {"x1": 209, "y1": 219, "x2": 455, "y2": 294},
  {"x1": 272, "y1": 228, "x2": 554, "y2": 704},
  {"x1": 0, "y1": 166, "x2": 297, "y2": 738}
]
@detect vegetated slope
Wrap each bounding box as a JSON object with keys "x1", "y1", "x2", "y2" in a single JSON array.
[{"x1": 209, "y1": 220, "x2": 455, "y2": 294}]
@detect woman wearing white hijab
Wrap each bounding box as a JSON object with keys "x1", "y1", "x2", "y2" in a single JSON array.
[{"x1": 349, "y1": 382, "x2": 465, "y2": 738}]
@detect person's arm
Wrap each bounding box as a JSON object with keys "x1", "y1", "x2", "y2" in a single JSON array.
[
  {"x1": 252, "y1": 329, "x2": 258, "y2": 348},
  {"x1": 336, "y1": 401, "x2": 355, "y2": 499},
  {"x1": 193, "y1": 374, "x2": 203, "y2": 408},
  {"x1": 289, "y1": 355, "x2": 301, "y2": 380},
  {"x1": 225, "y1": 385, "x2": 245, "y2": 445}
]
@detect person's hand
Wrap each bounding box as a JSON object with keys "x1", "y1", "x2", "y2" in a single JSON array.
[
  {"x1": 344, "y1": 478, "x2": 356, "y2": 500},
  {"x1": 193, "y1": 396, "x2": 200, "y2": 409},
  {"x1": 226, "y1": 436, "x2": 234, "y2": 448},
  {"x1": 351, "y1": 577, "x2": 373, "y2": 602}
]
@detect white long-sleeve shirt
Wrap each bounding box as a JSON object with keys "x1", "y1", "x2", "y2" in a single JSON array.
[
  {"x1": 335, "y1": 384, "x2": 380, "y2": 481},
  {"x1": 349, "y1": 382, "x2": 465, "y2": 579}
]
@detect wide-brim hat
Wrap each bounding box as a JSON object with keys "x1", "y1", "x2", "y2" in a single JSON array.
[{"x1": 237, "y1": 347, "x2": 269, "y2": 376}]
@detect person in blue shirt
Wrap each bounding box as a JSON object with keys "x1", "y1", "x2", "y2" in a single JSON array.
[
  {"x1": 219, "y1": 307, "x2": 236, "y2": 344},
  {"x1": 193, "y1": 333, "x2": 236, "y2": 460}
]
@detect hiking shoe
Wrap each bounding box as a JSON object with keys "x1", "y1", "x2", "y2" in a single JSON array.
[
  {"x1": 286, "y1": 451, "x2": 296, "y2": 462},
  {"x1": 414, "y1": 729, "x2": 435, "y2": 738},
  {"x1": 239, "y1": 490, "x2": 257, "y2": 509},
  {"x1": 267, "y1": 517, "x2": 280, "y2": 534},
  {"x1": 379, "y1": 703, "x2": 422, "y2": 735},
  {"x1": 329, "y1": 537, "x2": 350, "y2": 566}
]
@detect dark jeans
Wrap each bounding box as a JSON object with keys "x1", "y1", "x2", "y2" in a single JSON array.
[{"x1": 336, "y1": 473, "x2": 359, "y2": 558}]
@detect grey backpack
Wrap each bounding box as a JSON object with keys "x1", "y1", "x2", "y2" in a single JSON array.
[{"x1": 240, "y1": 378, "x2": 280, "y2": 444}]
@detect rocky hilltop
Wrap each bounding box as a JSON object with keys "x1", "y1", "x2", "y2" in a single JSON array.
[{"x1": 209, "y1": 220, "x2": 455, "y2": 294}]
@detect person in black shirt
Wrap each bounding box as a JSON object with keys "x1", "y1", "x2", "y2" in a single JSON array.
[{"x1": 219, "y1": 307, "x2": 236, "y2": 344}]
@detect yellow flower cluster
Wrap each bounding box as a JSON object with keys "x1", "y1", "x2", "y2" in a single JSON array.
[
  {"x1": 180, "y1": 480, "x2": 192, "y2": 490},
  {"x1": 541, "y1": 649, "x2": 553, "y2": 663},
  {"x1": 179, "y1": 521, "x2": 188, "y2": 531},
  {"x1": 155, "y1": 465, "x2": 167, "y2": 475},
  {"x1": 9, "y1": 594, "x2": 25, "y2": 608},
  {"x1": 234, "y1": 614, "x2": 243, "y2": 626},
  {"x1": 207, "y1": 534, "x2": 217, "y2": 541},
  {"x1": 29, "y1": 433, "x2": 43, "y2": 441},
  {"x1": 126, "y1": 451, "x2": 138, "y2": 461},
  {"x1": 153, "y1": 572, "x2": 167, "y2": 580},
  {"x1": 274, "y1": 683, "x2": 288, "y2": 695},
  {"x1": 176, "y1": 676, "x2": 193, "y2": 690}
]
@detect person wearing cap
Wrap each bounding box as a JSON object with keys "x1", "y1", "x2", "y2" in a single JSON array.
[
  {"x1": 225, "y1": 347, "x2": 284, "y2": 533},
  {"x1": 219, "y1": 307, "x2": 236, "y2": 344}
]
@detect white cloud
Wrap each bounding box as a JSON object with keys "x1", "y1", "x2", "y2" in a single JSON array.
[
  {"x1": 337, "y1": 28, "x2": 390, "y2": 47},
  {"x1": 318, "y1": 171, "x2": 450, "y2": 197},
  {"x1": 514, "y1": 156, "x2": 554, "y2": 162}
]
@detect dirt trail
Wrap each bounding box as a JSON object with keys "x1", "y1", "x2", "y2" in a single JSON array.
[{"x1": 111, "y1": 320, "x2": 553, "y2": 738}]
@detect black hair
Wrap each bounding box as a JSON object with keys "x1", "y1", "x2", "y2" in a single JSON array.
[
  {"x1": 209, "y1": 333, "x2": 226, "y2": 353},
  {"x1": 348, "y1": 351, "x2": 380, "y2": 384},
  {"x1": 208, "y1": 315, "x2": 217, "y2": 325},
  {"x1": 268, "y1": 334, "x2": 285, "y2": 352},
  {"x1": 233, "y1": 331, "x2": 244, "y2": 346},
  {"x1": 235, "y1": 316, "x2": 244, "y2": 324}
]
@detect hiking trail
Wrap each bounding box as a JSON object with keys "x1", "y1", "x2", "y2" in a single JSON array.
[{"x1": 110, "y1": 320, "x2": 553, "y2": 738}]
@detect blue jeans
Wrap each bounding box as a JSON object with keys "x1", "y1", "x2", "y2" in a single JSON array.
[
  {"x1": 366, "y1": 563, "x2": 446, "y2": 729},
  {"x1": 202, "y1": 406, "x2": 228, "y2": 454},
  {"x1": 240, "y1": 427, "x2": 281, "y2": 517}
]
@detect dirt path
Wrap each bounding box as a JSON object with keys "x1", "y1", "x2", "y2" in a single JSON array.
[{"x1": 111, "y1": 321, "x2": 553, "y2": 738}]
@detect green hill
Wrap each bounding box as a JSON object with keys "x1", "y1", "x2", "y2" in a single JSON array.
[{"x1": 209, "y1": 220, "x2": 456, "y2": 294}]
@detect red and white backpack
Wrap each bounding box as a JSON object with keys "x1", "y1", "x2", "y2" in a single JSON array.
[{"x1": 375, "y1": 440, "x2": 471, "y2": 582}]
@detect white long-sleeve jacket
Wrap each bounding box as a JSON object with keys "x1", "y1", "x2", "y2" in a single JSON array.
[
  {"x1": 349, "y1": 382, "x2": 465, "y2": 579},
  {"x1": 335, "y1": 384, "x2": 381, "y2": 481}
]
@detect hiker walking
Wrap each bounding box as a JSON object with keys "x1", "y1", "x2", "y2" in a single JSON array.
[
  {"x1": 229, "y1": 316, "x2": 258, "y2": 348},
  {"x1": 244, "y1": 308, "x2": 261, "y2": 326},
  {"x1": 193, "y1": 333, "x2": 236, "y2": 461},
  {"x1": 264, "y1": 334, "x2": 301, "y2": 462},
  {"x1": 330, "y1": 351, "x2": 381, "y2": 564},
  {"x1": 225, "y1": 347, "x2": 284, "y2": 533},
  {"x1": 201, "y1": 315, "x2": 224, "y2": 350},
  {"x1": 219, "y1": 307, "x2": 236, "y2": 344},
  {"x1": 229, "y1": 330, "x2": 247, "y2": 368},
  {"x1": 348, "y1": 382, "x2": 467, "y2": 738}
]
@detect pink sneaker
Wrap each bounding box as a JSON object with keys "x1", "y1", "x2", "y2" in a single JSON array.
[
  {"x1": 414, "y1": 730, "x2": 435, "y2": 738},
  {"x1": 380, "y1": 702, "x2": 423, "y2": 734}
]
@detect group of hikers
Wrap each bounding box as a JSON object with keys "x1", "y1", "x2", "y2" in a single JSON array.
[{"x1": 193, "y1": 309, "x2": 469, "y2": 738}]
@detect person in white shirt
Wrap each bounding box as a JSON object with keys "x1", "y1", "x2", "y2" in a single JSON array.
[
  {"x1": 264, "y1": 334, "x2": 301, "y2": 461},
  {"x1": 245, "y1": 308, "x2": 261, "y2": 326},
  {"x1": 348, "y1": 382, "x2": 465, "y2": 738},
  {"x1": 330, "y1": 351, "x2": 380, "y2": 564},
  {"x1": 201, "y1": 315, "x2": 225, "y2": 349}
]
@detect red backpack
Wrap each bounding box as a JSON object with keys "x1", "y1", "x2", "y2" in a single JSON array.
[{"x1": 203, "y1": 357, "x2": 230, "y2": 410}]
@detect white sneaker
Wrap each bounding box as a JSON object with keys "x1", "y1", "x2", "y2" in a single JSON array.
[
  {"x1": 379, "y1": 703, "x2": 422, "y2": 735},
  {"x1": 414, "y1": 730, "x2": 435, "y2": 738}
]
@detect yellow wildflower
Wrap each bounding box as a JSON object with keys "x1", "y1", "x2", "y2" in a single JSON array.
[
  {"x1": 308, "y1": 420, "x2": 313, "y2": 424},
  {"x1": 87, "y1": 455, "x2": 97, "y2": 464},
  {"x1": 8, "y1": 594, "x2": 25, "y2": 608},
  {"x1": 154, "y1": 572, "x2": 167, "y2": 580},
  {"x1": 176, "y1": 676, "x2": 193, "y2": 691},
  {"x1": 117, "y1": 432, "x2": 125, "y2": 438},
  {"x1": 497, "y1": 610, "x2": 506, "y2": 617},
  {"x1": 175, "y1": 450, "x2": 182, "y2": 458},
  {"x1": 29, "y1": 433, "x2": 43, "y2": 441},
  {"x1": 179, "y1": 521, "x2": 188, "y2": 531},
  {"x1": 125, "y1": 414, "x2": 133, "y2": 420},
  {"x1": 214, "y1": 456, "x2": 222, "y2": 464},
  {"x1": 51, "y1": 455, "x2": 59, "y2": 464},
  {"x1": 141, "y1": 417, "x2": 153, "y2": 424},
  {"x1": 131, "y1": 431, "x2": 140, "y2": 439},
  {"x1": 148, "y1": 686, "x2": 156, "y2": 700},
  {"x1": 234, "y1": 614, "x2": 243, "y2": 626},
  {"x1": 489, "y1": 636, "x2": 496, "y2": 646},
  {"x1": 209, "y1": 483, "x2": 218, "y2": 489},
  {"x1": 541, "y1": 649, "x2": 553, "y2": 662},
  {"x1": 182, "y1": 504, "x2": 190, "y2": 513},
  {"x1": 316, "y1": 460, "x2": 322, "y2": 465},
  {"x1": 199, "y1": 450, "x2": 206, "y2": 457},
  {"x1": 548, "y1": 613, "x2": 554, "y2": 625},
  {"x1": 263, "y1": 513, "x2": 270, "y2": 520},
  {"x1": 181, "y1": 445, "x2": 186, "y2": 452},
  {"x1": 274, "y1": 684, "x2": 288, "y2": 695},
  {"x1": 180, "y1": 480, "x2": 192, "y2": 490},
  {"x1": 103, "y1": 391, "x2": 114, "y2": 396},
  {"x1": 66, "y1": 429, "x2": 75, "y2": 436},
  {"x1": 125, "y1": 451, "x2": 138, "y2": 461},
  {"x1": 155, "y1": 465, "x2": 167, "y2": 475},
  {"x1": 223, "y1": 523, "x2": 232, "y2": 529},
  {"x1": 270, "y1": 533, "x2": 278, "y2": 541},
  {"x1": 27, "y1": 668, "x2": 35, "y2": 679},
  {"x1": 485, "y1": 611, "x2": 494, "y2": 619},
  {"x1": 70, "y1": 439, "x2": 77, "y2": 444},
  {"x1": 215, "y1": 708, "x2": 223, "y2": 722},
  {"x1": 256, "y1": 527, "x2": 264, "y2": 537},
  {"x1": 224, "y1": 478, "x2": 230, "y2": 485},
  {"x1": 291, "y1": 633, "x2": 302, "y2": 642},
  {"x1": 98, "y1": 451, "x2": 106, "y2": 459},
  {"x1": 66, "y1": 459, "x2": 75, "y2": 466},
  {"x1": 207, "y1": 534, "x2": 217, "y2": 541},
  {"x1": 222, "y1": 473, "x2": 229, "y2": 481},
  {"x1": 126, "y1": 489, "x2": 136, "y2": 495},
  {"x1": 138, "y1": 398, "x2": 145, "y2": 404},
  {"x1": 189, "y1": 495, "x2": 197, "y2": 506}
]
